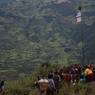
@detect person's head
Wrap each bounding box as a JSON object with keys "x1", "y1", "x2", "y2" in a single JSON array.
[
  {"x1": 48, "y1": 75, "x2": 53, "y2": 79},
  {"x1": 0, "y1": 81, "x2": 4, "y2": 86},
  {"x1": 54, "y1": 71, "x2": 58, "y2": 75}
]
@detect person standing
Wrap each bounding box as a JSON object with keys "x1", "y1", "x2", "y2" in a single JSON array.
[{"x1": 0, "y1": 81, "x2": 5, "y2": 95}]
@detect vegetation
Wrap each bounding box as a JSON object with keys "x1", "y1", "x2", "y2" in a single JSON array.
[
  {"x1": 4, "y1": 64, "x2": 95, "y2": 95},
  {"x1": 0, "y1": 0, "x2": 94, "y2": 94},
  {"x1": 0, "y1": 0, "x2": 79, "y2": 79}
]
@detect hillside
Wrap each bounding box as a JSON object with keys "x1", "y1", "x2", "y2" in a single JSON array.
[{"x1": 0, "y1": 0, "x2": 95, "y2": 79}]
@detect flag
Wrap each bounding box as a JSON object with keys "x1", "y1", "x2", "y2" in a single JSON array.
[{"x1": 76, "y1": 11, "x2": 82, "y2": 23}]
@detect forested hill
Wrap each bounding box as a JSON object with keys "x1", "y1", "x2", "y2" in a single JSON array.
[
  {"x1": 0, "y1": 0, "x2": 13, "y2": 4},
  {"x1": 0, "y1": 0, "x2": 95, "y2": 77}
]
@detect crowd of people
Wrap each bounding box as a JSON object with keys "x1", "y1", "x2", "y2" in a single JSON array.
[
  {"x1": 0, "y1": 64, "x2": 95, "y2": 95},
  {"x1": 36, "y1": 64, "x2": 95, "y2": 95}
]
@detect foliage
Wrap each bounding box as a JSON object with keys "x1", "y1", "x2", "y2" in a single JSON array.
[
  {"x1": 0, "y1": 0, "x2": 95, "y2": 94},
  {"x1": 0, "y1": 0, "x2": 95, "y2": 79},
  {"x1": 4, "y1": 64, "x2": 95, "y2": 95}
]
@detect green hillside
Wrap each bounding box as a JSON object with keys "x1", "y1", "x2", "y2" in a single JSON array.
[{"x1": 0, "y1": 0, "x2": 95, "y2": 79}]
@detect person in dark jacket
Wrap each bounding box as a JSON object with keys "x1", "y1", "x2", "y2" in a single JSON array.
[
  {"x1": 0, "y1": 81, "x2": 5, "y2": 95},
  {"x1": 53, "y1": 71, "x2": 61, "y2": 93},
  {"x1": 47, "y1": 75, "x2": 56, "y2": 95}
]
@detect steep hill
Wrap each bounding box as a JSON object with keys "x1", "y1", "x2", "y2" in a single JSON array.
[{"x1": 0, "y1": 0, "x2": 95, "y2": 79}]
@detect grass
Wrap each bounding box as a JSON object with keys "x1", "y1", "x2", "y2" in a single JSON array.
[
  {"x1": 3, "y1": 64, "x2": 95, "y2": 95},
  {"x1": 6, "y1": 81, "x2": 95, "y2": 95}
]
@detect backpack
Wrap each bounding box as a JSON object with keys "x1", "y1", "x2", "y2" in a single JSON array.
[
  {"x1": 53, "y1": 75, "x2": 60, "y2": 83},
  {"x1": 48, "y1": 79, "x2": 55, "y2": 91}
]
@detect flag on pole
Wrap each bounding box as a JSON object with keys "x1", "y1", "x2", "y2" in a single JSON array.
[{"x1": 76, "y1": 11, "x2": 82, "y2": 23}]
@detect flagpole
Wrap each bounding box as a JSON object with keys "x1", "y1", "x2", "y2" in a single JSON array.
[
  {"x1": 80, "y1": 22, "x2": 85, "y2": 65},
  {"x1": 78, "y1": 6, "x2": 85, "y2": 65},
  {"x1": 76, "y1": 6, "x2": 85, "y2": 65}
]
